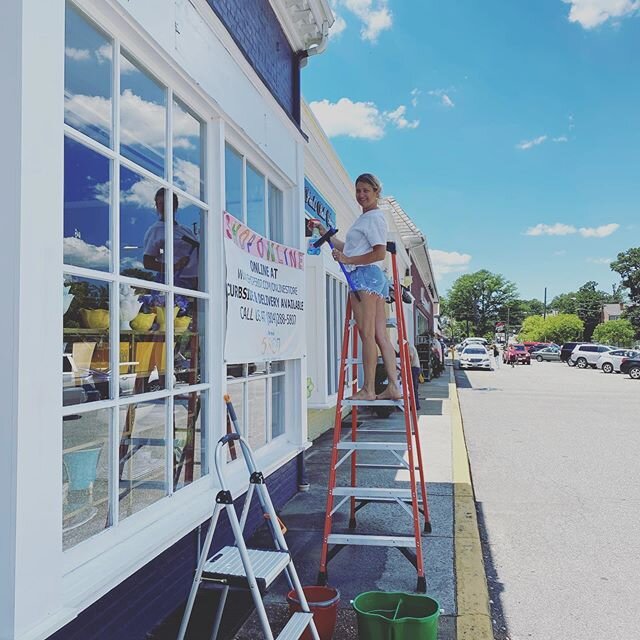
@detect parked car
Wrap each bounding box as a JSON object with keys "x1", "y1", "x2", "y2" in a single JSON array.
[
  {"x1": 570, "y1": 344, "x2": 615, "y2": 369},
  {"x1": 459, "y1": 345, "x2": 492, "y2": 370},
  {"x1": 596, "y1": 349, "x2": 640, "y2": 373},
  {"x1": 534, "y1": 346, "x2": 561, "y2": 362},
  {"x1": 560, "y1": 342, "x2": 585, "y2": 366},
  {"x1": 503, "y1": 344, "x2": 531, "y2": 365},
  {"x1": 620, "y1": 356, "x2": 640, "y2": 379},
  {"x1": 523, "y1": 341, "x2": 543, "y2": 353}
]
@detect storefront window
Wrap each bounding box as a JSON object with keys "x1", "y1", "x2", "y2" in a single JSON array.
[
  {"x1": 224, "y1": 144, "x2": 243, "y2": 219},
  {"x1": 325, "y1": 275, "x2": 348, "y2": 396},
  {"x1": 268, "y1": 182, "x2": 284, "y2": 244},
  {"x1": 246, "y1": 162, "x2": 266, "y2": 237},
  {"x1": 62, "y1": 2, "x2": 210, "y2": 550}
]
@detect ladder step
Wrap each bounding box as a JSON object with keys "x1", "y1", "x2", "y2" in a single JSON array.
[
  {"x1": 336, "y1": 441, "x2": 408, "y2": 451},
  {"x1": 342, "y1": 398, "x2": 403, "y2": 407},
  {"x1": 356, "y1": 463, "x2": 418, "y2": 470},
  {"x1": 386, "y1": 317, "x2": 397, "y2": 328},
  {"x1": 351, "y1": 429, "x2": 410, "y2": 435},
  {"x1": 328, "y1": 533, "x2": 415, "y2": 547},
  {"x1": 332, "y1": 486, "x2": 412, "y2": 499},
  {"x1": 276, "y1": 612, "x2": 314, "y2": 640},
  {"x1": 202, "y1": 547, "x2": 290, "y2": 590}
]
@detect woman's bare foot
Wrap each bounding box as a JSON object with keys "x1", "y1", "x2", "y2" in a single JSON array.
[
  {"x1": 351, "y1": 388, "x2": 377, "y2": 401},
  {"x1": 376, "y1": 385, "x2": 403, "y2": 401}
]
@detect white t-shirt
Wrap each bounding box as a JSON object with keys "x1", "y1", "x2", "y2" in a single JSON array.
[
  {"x1": 343, "y1": 208, "x2": 387, "y2": 271},
  {"x1": 143, "y1": 220, "x2": 199, "y2": 281}
]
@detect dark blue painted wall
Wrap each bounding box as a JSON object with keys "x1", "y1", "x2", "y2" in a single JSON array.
[
  {"x1": 49, "y1": 456, "x2": 299, "y2": 639},
  {"x1": 207, "y1": 0, "x2": 300, "y2": 123}
]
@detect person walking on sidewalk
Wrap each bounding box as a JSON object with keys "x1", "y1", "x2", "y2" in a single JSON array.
[
  {"x1": 317, "y1": 173, "x2": 401, "y2": 402},
  {"x1": 492, "y1": 343, "x2": 500, "y2": 369},
  {"x1": 409, "y1": 342, "x2": 422, "y2": 411}
]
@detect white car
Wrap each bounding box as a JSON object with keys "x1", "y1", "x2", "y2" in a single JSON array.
[
  {"x1": 596, "y1": 349, "x2": 640, "y2": 373},
  {"x1": 570, "y1": 344, "x2": 615, "y2": 369},
  {"x1": 459, "y1": 345, "x2": 492, "y2": 370}
]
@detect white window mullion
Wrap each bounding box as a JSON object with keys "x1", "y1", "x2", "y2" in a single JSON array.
[
  {"x1": 241, "y1": 155, "x2": 247, "y2": 225},
  {"x1": 166, "y1": 395, "x2": 174, "y2": 496}
]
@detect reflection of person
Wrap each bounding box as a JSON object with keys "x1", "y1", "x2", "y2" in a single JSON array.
[
  {"x1": 409, "y1": 342, "x2": 422, "y2": 410},
  {"x1": 492, "y1": 343, "x2": 500, "y2": 369},
  {"x1": 143, "y1": 188, "x2": 199, "y2": 289},
  {"x1": 318, "y1": 173, "x2": 400, "y2": 402}
]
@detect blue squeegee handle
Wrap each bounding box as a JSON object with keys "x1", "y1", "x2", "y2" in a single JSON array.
[{"x1": 313, "y1": 227, "x2": 361, "y2": 302}]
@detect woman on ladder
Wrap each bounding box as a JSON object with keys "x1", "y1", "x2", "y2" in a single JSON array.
[{"x1": 318, "y1": 173, "x2": 401, "y2": 402}]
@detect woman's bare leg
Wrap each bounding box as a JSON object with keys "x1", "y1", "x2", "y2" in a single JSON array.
[
  {"x1": 374, "y1": 296, "x2": 402, "y2": 400},
  {"x1": 351, "y1": 291, "x2": 379, "y2": 401}
]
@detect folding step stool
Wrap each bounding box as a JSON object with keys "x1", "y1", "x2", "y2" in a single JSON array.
[
  {"x1": 178, "y1": 431, "x2": 319, "y2": 640},
  {"x1": 317, "y1": 241, "x2": 431, "y2": 593}
]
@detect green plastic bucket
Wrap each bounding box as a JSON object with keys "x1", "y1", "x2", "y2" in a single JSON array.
[{"x1": 353, "y1": 591, "x2": 440, "y2": 640}]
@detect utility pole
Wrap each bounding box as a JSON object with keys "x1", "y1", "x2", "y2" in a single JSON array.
[{"x1": 543, "y1": 287, "x2": 547, "y2": 320}]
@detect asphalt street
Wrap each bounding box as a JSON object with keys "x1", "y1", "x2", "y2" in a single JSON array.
[{"x1": 456, "y1": 358, "x2": 640, "y2": 640}]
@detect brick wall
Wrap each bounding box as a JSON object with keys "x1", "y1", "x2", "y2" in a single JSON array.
[
  {"x1": 207, "y1": 0, "x2": 300, "y2": 123},
  {"x1": 49, "y1": 456, "x2": 299, "y2": 639}
]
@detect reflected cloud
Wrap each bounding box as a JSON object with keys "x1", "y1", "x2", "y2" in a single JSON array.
[{"x1": 64, "y1": 236, "x2": 110, "y2": 269}]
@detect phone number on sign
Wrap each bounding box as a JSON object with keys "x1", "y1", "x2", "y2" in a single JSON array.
[{"x1": 257, "y1": 310, "x2": 297, "y2": 326}]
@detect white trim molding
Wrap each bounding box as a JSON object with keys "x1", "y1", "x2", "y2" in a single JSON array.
[{"x1": 270, "y1": 0, "x2": 334, "y2": 52}]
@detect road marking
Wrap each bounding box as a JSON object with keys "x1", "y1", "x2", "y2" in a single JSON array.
[{"x1": 450, "y1": 365, "x2": 493, "y2": 639}]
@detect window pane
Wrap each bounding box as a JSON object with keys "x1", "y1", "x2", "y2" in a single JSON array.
[
  {"x1": 225, "y1": 382, "x2": 244, "y2": 463},
  {"x1": 64, "y1": 3, "x2": 112, "y2": 147},
  {"x1": 246, "y1": 163, "x2": 266, "y2": 236},
  {"x1": 268, "y1": 182, "x2": 284, "y2": 243},
  {"x1": 325, "y1": 275, "x2": 332, "y2": 394},
  {"x1": 271, "y1": 375, "x2": 285, "y2": 438},
  {"x1": 120, "y1": 287, "x2": 166, "y2": 395},
  {"x1": 225, "y1": 144, "x2": 243, "y2": 219},
  {"x1": 120, "y1": 50, "x2": 166, "y2": 177},
  {"x1": 271, "y1": 361, "x2": 285, "y2": 373},
  {"x1": 119, "y1": 400, "x2": 167, "y2": 519},
  {"x1": 175, "y1": 295, "x2": 205, "y2": 387},
  {"x1": 64, "y1": 137, "x2": 111, "y2": 271},
  {"x1": 119, "y1": 166, "x2": 164, "y2": 283},
  {"x1": 247, "y1": 378, "x2": 267, "y2": 450},
  {"x1": 63, "y1": 407, "x2": 111, "y2": 550},
  {"x1": 173, "y1": 98, "x2": 204, "y2": 200},
  {"x1": 173, "y1": 203, "x2": 205, "y2": 291},
  {"x1": 63, "y1": 275, "x2": 111, "y2": 406},
  {"x1": 174, "y1": 390, "x2": 207, "y2": 489}
]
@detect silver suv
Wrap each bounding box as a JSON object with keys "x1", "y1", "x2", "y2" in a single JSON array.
[{"x1": 570, "y1": 344, "x2": 615, "y2": 369}]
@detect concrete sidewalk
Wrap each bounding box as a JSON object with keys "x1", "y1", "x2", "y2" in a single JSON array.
[{"x1": 232, "y1": 364, "x2": 489, "y2": 639}]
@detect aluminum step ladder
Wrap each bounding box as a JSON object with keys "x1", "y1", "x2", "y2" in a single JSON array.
[
  {"x1": 317, "y1": 241, "x2": 431, "y2": 593},
  {"x1": 177, "y1": 428, "x2": 319, "y2": 640}
]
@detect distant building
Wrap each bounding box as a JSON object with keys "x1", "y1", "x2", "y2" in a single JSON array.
[{"x1": 601, "y1": 303, "x2": 624, "y2": 322}]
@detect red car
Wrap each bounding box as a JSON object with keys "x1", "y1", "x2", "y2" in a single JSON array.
[{"x1": 503, "y1": 344, "x2": 531, "y2": 365}]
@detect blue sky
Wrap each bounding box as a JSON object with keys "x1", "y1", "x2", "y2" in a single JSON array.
[{"x1": 302, "y1": 0, "x2": 640, "y2": 301}]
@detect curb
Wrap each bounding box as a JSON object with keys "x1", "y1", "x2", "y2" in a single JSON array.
[{"x1": 449, "y1": 364, "x2": 493, "y2": 639}]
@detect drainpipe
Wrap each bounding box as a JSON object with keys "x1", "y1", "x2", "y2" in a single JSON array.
[{"x1": 300, "y1": 20, "x2": 329, "y2": 68}]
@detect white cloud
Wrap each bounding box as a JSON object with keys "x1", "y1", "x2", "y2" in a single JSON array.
[
  {"x1": 309, "y1": 98, "x2": 385, "y2": 139},
  {"x1": 65, "y1": 47, "x2": 91, "y2": 61},
  {"x1": 579, "y1": 223, "x2": 619, "y2": 237},
  {"x1": 342, "y1": 0, "x2": 392, "y2": 42},
  {"x1": 553, "y1": 135, "x2": 569, "y2": 143},
  {"x1": 120, "y1": 178, "x2": 161, "y2": 209},
  {"x1": 64, "y1": 237, "x2": 110, "y2": 269},
  {"x1": 173, "y1": 157, "x2": 201, "y2": 198},
  {"x1": 525, "y1": 223, "x2": 577, "y2": 236},
  {"x1": 329, "y1": 14, "x2": 347, "y2": 38},
  {"x1": 516, "y1": 135, "x2": 548, "y2": 150},
  {"x1": 562, "y1": 0, "x2": 640, "y2": 28},
  {"x1": 554, "y1": 249, "x2": 567, "y2": 256},
  {"x1": 428, "y1": 89, "x2": 455, "y2": 108},
  {"x1": 64, "y1": 91, "x2": 112, "y2": 134},
  {"x1": 385, "y1": 105, "x2": 419, "y2": 130},
  {"x1": 410, "y1": 88, "x2": 421, "y2": 107},
  {"x1": 587, "y1": 257, "x2": 612, "y2": 264},
  {"x1": 95, "y1": 44, "x2": 136, "y2": 73},
  {"x1": 429, "y1": 249, "x2": 472, "y2": 277}
]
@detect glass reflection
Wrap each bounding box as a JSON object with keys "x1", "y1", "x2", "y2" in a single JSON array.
[
  {"x1": 64, "y1": 136, "x2": 111, "y2": 271},
  {"x1": 120, "y1": 50, "x2": 166, "y2": 177},
  {"x1": 247, "y1": 378, "x2": 267, "y2": 450},
  {"x1": 225, "y1": 144, "x2": 243, "y2": 219},
  {"x1": 119, "y1": 400, "x2": 167, "y2": 519},
  {"x1": 65, "y1": 3, "x2": 112, "y2": 148},
  {"x1": 63, "y1": 275, "x2": 111, "y2": 405},
  {"x1": 225, "y1": 382, "x2": 244, "y2": 463},
  {"x1": 173, "y1": 201, "x2": 204, "y2": 291},
  {"x1": 268, "y1": 183, "x2": 284, "y2": 243},
  {"x1": 271, "y1": 373, "x2": 285, "y2": 438},
  {"x1": 63, "y1": 407, "x2": 111, "y2": 550},
  {"x1": 173, "y1": 98, "x2": 204, "y2": 200},
  {"x1": 174, "y1": 390, "x2": 206, "y2": 489},
  {"x1": 174, "y1": 295, "x2": 205, "y2": 387},
  {"x1": 247, "y1": 163, "x2": 266, "y2": 236},
  {"x1": 119, "y1": 286, "x2": 166, "y2": 396},
  {"x1": 119, "y1": 166, "x2": 163, "y2": 282}
]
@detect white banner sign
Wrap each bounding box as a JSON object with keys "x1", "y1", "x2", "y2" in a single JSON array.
[{"x1": 224, "y1": 213, "x2": 305, "y2": 363}]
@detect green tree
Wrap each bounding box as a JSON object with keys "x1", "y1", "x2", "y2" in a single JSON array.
[
  {"x1": 519, "y1": 315, "x2": 546, "y2": 342},
  {"x1": 549, "y1": 292, "x2": 577, "y2": 315},
  {"x1": 446, "y1": 270, "x2": 518, "y2": 336},
  {"x1": 544, "y1": 314, "x2": 584, "y2": 344},
  {"x1": 508, "y1": 299, "x2": 546, "y2": 326},
  {"x1": 591, "y1": 319, "x2": 636, "y2": 347},
  {"x1": 611, "y1": 248, "x2": 640, "y2": 336}
]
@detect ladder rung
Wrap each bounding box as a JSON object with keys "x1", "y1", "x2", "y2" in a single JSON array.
[
  {"x1": 342, "y1": 398, "x2": 403, "y2": 407},
  {"x1": 327, "y1": 533, "x2": 415, "y2": 547},
  {"x1": 336, "y1": 441, "x2": 408, "y2": 451},
  {"x1": 276, "y1": 612, "x2": 314, "y2": 640},
  {"x1": 353, "y1": 429, "x2": 410, "y2": 435},
  {"x1": 202, "y1": 547, "x2": 290, "y2": 590},
  {"x1": 386, "y1": 317, "x2": 397, "y2": 327},
  {"x1": 356, "y1": 463, "x2": 417, "y2": 470},
  {"x1": 344, "y1": 356, "x2": 401, "y2": 366},
  {"x1": 332, "y1": 487, "x2": 412, "y2": 499}
]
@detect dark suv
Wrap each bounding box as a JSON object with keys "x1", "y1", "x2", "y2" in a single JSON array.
[
  {"x1": 620, "y1": 356, "x2": 640, "y2": 379},
  {"x1": 560, "y1": 342, "x2": 585, "y2": 366}
]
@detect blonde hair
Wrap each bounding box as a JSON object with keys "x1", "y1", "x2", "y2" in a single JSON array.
[{"x1": 355, "y1": 173, "x2": 382, "y2": 196}]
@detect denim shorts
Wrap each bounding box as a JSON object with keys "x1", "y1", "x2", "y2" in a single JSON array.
[{"x1": 348, "y1": 265, "x2": 389, "y2": 299}]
